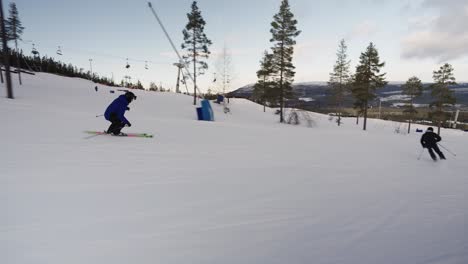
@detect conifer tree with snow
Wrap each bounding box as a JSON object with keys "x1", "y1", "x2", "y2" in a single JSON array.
[
  {"x1": 402, "y1": 76, "x2": 423, "y2": 134},
  {"x1": 269, "y1": 0, "x2": 301, "y2": 123},
  {"x1": 328, "y1": 39, "x2": 352, "y2": 126},
  {"x1": 181, "y1": 1, "x2": 212, "y2": 105},
  {"x1": 429, "y1": 63, "x2": 457, "y2": 135},
  {"x1": 351, "y1": 42, "x2": 387, "y2": 130},
  {"x1": 253, "y1": 51, "x2": 276, "y2": 112}
]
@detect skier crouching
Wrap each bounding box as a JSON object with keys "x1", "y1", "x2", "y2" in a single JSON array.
[
  {"x1": 104, "y1": 91, "x2": 136, "y2": 135},
  {"x1": 420, "y1": 127, "x2": 446, "y2": 161}
]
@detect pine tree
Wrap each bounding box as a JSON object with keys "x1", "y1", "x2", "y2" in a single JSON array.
[
  {"x1": 181, "y1": 1, "x2": 212, "y2": 105},
  {"x1": 136, "y1": 80, "x2": 144, "y2": 90},
  {"x1": 430, "y1": 63, "x2": 457, "y2": 135},
  {"x1": 351, "y1": 42, "x2": 387, "y2": 130},
  {"x1": 6, "y1": 3, "x2": 24, "y2": 46},
  {"x1": 149, "y1": 82, "x2": 158, "y2": 91},
  {"x1": 6, "y1": 2, "x2": 24, "y2": 84},
  {"x1": 253, "y1": 51, "x2": 276, "y2": 112},
  {"x1": 0, "y1": 0, "x2": 14, "y2": 98},
  {"x1": 402, "y1": 76, "x2": 423, "y2": 134},
  {"x1": 328, "y1": 39, "x2": 351, "y2": 126},
  {"x1": 269, "y1": 0, "x2": 301, "y2": 123},
  {"x1": 215, "y1": 44, "x2": 233, "y2": 95}
]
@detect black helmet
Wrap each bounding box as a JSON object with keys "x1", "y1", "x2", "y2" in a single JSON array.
[
  {"x1": 125, "y1": 91, "x2": 136, "y2": 103},
  {"x1": 427, "y1": 127, "x2": 434, "y2": 131}
]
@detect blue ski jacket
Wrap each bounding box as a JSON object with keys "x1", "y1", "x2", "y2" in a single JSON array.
[{"x1": 104, "y1": 95, "x2": 130, "y2": 124}]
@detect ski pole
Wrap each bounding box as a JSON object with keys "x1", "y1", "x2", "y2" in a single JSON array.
[
  {"x1": 438, "y1": 143, "x2": 457, "y2": 157},
  {"x1": 417, "y1": 148, "x2": 425, "y2": 160},
  {"x1": 84, "y1": 133, "x2": 103, "y2": 140},
  {"x1": 96, "y1": 114, "x2": 104, "y2": 118}
]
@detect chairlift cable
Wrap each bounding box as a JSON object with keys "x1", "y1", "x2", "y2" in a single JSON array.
[
  {"x1": 147, "y1": 2, "x2": 202, "y2": 96},
  {"x1": 19, "y1": 40, "x2": 165, "y2": 65}
]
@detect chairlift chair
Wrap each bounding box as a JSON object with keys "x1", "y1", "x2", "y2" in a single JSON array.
[
  {"x1": 145, "y1": 61, "x2": 149, "y2": 70},
  {"x1": 125, "y1": 58, "x2": 130, "y2": 69},
  {"x1": 56, "y1": 46, "x2": 62, "y2": 55},
  {"x1": 31, "y1": 44, "x2": 39, "y2": 56}
]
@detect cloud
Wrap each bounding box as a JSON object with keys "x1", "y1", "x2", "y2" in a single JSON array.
[
  {"x1": 402, "y1": 31, "x2": 468, "y2": 62},
  {"x1": 346, "y1": 20, "x2": 378, "y2": 40},
  {"x1": 407, "y1": 14, "x2": 438, "y2": 29},
  {"x1": 402, "y1": 0, "x2": 468, "y2": 61},
  {"x1": 400, "y1": 0, "x2": 426, "y2": 12},
  {"x1": 294, "y1": 41, "x2": 328, "y2": 59}
]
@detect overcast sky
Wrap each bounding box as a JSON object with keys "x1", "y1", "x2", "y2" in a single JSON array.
[{"x1": 9, "y1": 0, "x2": 468, "y2": 92}]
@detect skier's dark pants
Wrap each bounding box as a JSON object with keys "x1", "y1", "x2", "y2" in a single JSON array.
[
  {"x1": 106, "y1": 113, "x2": 125, "y2": 135},
  {"x1": 427, "y1": 144, "x2": 446, "y2": 160}
]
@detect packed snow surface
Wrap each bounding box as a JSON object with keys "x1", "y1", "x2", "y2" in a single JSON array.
[{"x1": 2, "y1": 73, "x2": 468, "y2": 264}]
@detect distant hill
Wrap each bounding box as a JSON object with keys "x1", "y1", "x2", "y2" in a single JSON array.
[{"x1": 227, "y1": 82, "x2": 468, "y2": 109}]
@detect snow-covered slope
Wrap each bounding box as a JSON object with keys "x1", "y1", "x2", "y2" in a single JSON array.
[{"x1": 2, "y1": 73, "x2": 468, "y2": 264}]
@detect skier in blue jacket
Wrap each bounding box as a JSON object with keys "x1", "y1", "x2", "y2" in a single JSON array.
[{"x1": 104, "y1": 91, "x2": 136, "y2": 135}]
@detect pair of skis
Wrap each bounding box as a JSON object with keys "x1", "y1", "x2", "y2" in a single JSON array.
[{"x1": 84, "y1": 131, "x2": 153, "y2": 139}]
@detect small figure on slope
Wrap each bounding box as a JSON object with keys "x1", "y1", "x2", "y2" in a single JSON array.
[
  {"x1": 420, "y1": 127, "x2": 446, "y2": 161},
  {"x1": 104, "y1": 91, "x2": 136, "y2": 136}
]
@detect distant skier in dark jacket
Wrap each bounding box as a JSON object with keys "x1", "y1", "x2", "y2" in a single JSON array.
[
  {"x1": 104, "y1": 91, "x2": 136, "y2": 135},
  {"x1": 420, "y1": 127, "x2": 446, "y2": 161}
]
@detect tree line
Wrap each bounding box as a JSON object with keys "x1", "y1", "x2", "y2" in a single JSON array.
[
  {"x1": 1, "y1": 2, "x2": 155, "y2": 90},
  {"x1": 1, "y1": 49, "x2": 119, "y2": 86},
  {"x1": 250, "y1": 0, "x2": 457, "y2": 134},
  {"x1": 325, "y1": 39, "x2": 457, "y2": 134}
]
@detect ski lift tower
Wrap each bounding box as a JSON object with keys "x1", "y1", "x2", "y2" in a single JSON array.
[
  {"x1": 148, "y1": 2, "x2": 202, "y2": 104},
  {"x1": 173, "y1": 62, "x2": 185, "y2": 93},
  {"x1": 89, "y1": 59, "x2": 93, "y2": 78}
]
